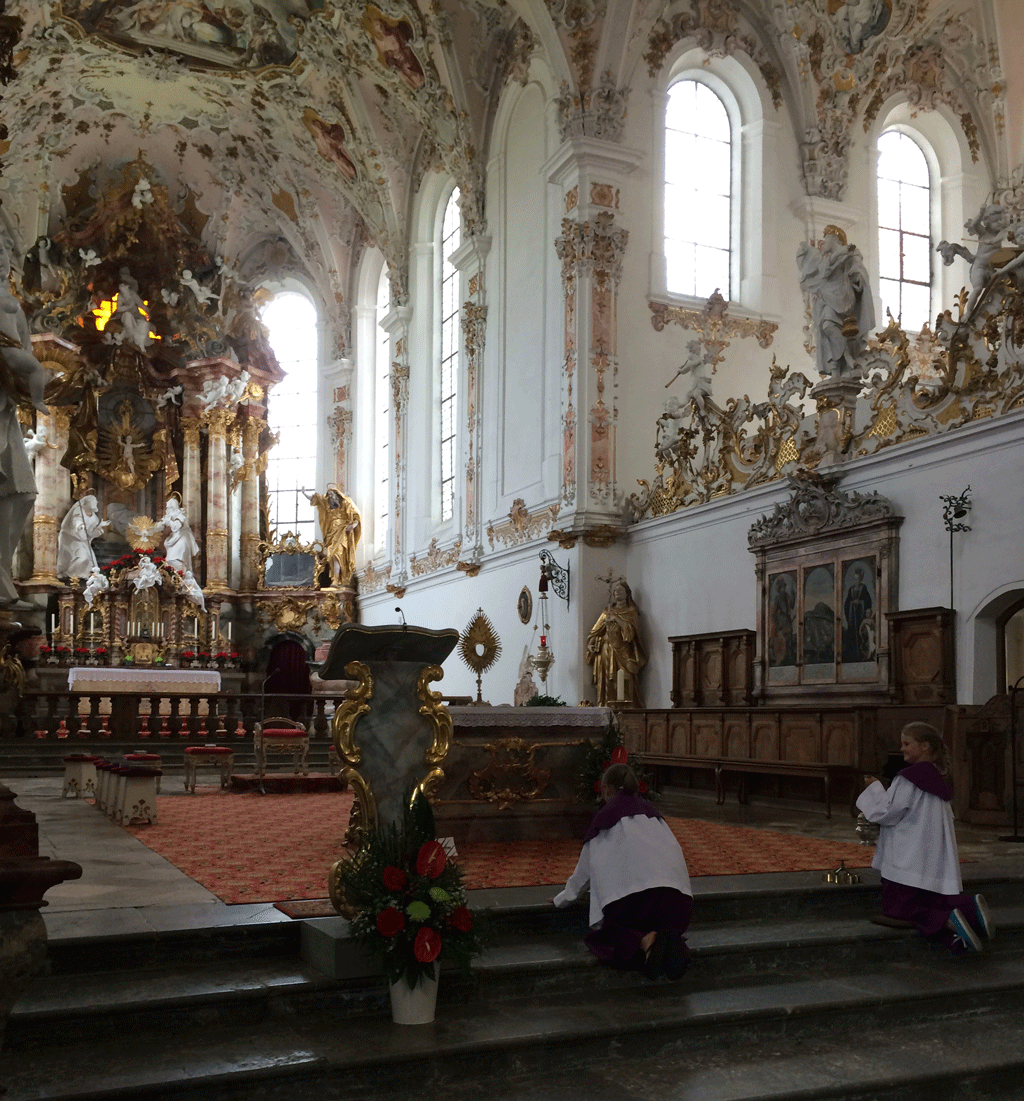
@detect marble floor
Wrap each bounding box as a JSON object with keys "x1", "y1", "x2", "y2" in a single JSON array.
[{"x1": 8, "y1": 772, "x2": 1024, "y2": 946}]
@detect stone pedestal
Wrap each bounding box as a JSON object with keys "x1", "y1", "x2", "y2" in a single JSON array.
[
  {"x1": 0, "y1": 781, "x2": 82, "y2": 1085},
  {"x1": 319, "y1": 622, "x2": 459, "y2": 845}
]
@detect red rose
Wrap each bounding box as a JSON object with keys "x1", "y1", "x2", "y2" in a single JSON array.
[
  {"x1": 382, "y1": 865, "x2": 406, "y2": 891},
  {"x1": 376, "y1": 907, "x2": 405, "y2": 937},
  {"x1": 611, "y1": 746, "x2": 629, "y2": 764},
  {"x1": 413, "y1": 926, "x2": 441, "y2": 962},
  {"x1": 450, "y1": 905, "x2": 473, "y2": 932},
  {"x1": 415, "y1": 840, "x2": 447, "y2": 878}
]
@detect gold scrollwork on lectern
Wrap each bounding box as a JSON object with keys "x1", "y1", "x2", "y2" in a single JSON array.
[
  {"x1": 416, "y1": 663, "x2": 451, "y2": 799},
  {"x1": 333, "y1": 659, "x2": 372, "y2": 766}
]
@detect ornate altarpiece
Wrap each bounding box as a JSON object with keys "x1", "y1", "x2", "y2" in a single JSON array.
[{"x1": 748, "y1": 471, "x2": 902, "y2": 704}]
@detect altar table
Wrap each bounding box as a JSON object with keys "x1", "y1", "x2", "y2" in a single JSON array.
[{"x1": 68, "y1": 667, "x2": 222, "y2": 694}]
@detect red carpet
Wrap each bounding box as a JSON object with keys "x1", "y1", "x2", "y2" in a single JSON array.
[{"x1": 127, "y1": 789, "x2": 877, "y2": 908}]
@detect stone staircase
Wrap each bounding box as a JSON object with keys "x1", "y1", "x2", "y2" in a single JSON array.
[{"x1": 2, "y1": 871, "x2": 1024, "y2": 1100}]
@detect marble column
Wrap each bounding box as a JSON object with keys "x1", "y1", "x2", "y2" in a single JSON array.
[
  {"x1": 453, "y1": 235, "x2": 491, "y2": 565},
  {"x1": 205, "y1": 409, "x2": 231, "y2": 591},
  {"x1": 239, "y1": 417, "x2": 263, "y2": 592},
  {"x1": 381, "y1": 304, "x2": 411, "y2": 588},
  {"x1": 549, "y1": 137, "x2": 642, "y2": 530},
  {"x1": 181, "y1": 418, "x2": 202, "y2": 536},
  {"x1": 26, "y1": 412, "x2": 61, "y2": 584}
]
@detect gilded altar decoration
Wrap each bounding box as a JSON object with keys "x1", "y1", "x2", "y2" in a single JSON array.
[
  {"x1": 468, "y1": 738, "x2": 551, "y2": 810},
  {"x1": 307, "y1": 485, "x2": 362, "y2": 588},
  {"x1": 486, "y1": 497, "x2": 561, "y2": 548},
  {"x1": 649, "y1": 290, "x2": 778, "y2": 352},
  {"x1": 458, "y1": 609, "x2": 501, "y2": 706},
  {"x1": 410, "y1": 537, "x2": 462, "y2": 577},
  {"x1": 416, "y1": 663, "x2": 453, "y2": 799}
]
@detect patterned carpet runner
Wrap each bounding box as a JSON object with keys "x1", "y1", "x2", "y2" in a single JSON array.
[{"x1": 126, "y1": 788, "x2": 876, "y2": 908}]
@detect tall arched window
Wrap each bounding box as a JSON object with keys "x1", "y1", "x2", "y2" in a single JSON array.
[
  {"x1": 877, "y1": 130, "x2": 932, "y2": 332},
  {"x1": 374, "y1": 267, "x2": 391, "y2": 555},
  {"x1": 439, "y1": 187, "x2": 461, "y2": 523},
  {"x1": 261, "y1": 291, "x2": 319, "y2": 544},
  {"x1": 664, "y1": 80, "x2": 731, "y2": 299}
]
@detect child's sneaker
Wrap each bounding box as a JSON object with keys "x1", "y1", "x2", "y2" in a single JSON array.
[
  {"x1": 947, "y1": 908, "x2": 983, "y2": 952},
  {"x1": 972, "y1": 894, "x2": 995, "y2": 940}
]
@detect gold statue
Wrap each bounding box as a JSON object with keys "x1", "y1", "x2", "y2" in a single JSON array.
[
  {"x1": 586, "y1": 576, "x2": 647, "y2": 708},
  {"x1": 307, "y1": 485, "x2": 361, "y2": 588}
]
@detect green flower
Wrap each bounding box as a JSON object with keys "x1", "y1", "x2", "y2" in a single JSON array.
[
  {"x1": 406, "y1": 899, "x2": 431, "y2": 921},
  {"x1": 429, "y1": 886, "x2": 450, "y2": 904}
]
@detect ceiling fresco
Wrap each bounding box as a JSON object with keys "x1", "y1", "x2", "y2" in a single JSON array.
[{"x1": 0, "y1": 1, "x2": 1014, "y2": 359}]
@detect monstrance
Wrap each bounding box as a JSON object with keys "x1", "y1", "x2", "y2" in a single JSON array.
[{"x1": 458, "y1": 608, "x2": 501, "y2": 705}]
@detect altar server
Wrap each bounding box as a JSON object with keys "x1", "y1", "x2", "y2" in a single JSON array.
[
  {"x1": 554, "y1": 762, "x2": 693, "y2": 980},
  {"x1": 857, "y1": 721, "x2": 994, "y2": 955}
]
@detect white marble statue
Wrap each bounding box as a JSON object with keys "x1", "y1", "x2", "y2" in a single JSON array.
[
  {"x1": 23, "y1": 424, "x2": 49, "y2": 460},
  {"x1": 182, "y1": 569, "x2": 206, "y2": 611},
  {"x1": 181, "y1": 268, "x2": 219, "y2": 305},
  {"x1": 225, "y1": 370, "x2": 250, "y2": 404},
  {"x1": 56, "y1": 495, "x2": 110, "y2": 580},
  {"x1": 937, "y1": 202, "x2": 1024, "y2": 319},
  {"x1": 132, "y1": 554, "x2": 162, "y2": 593},
  {"x1": 156, "y1": 497, "x2": 200, "y2": 573},
  {"x1": 797, "y1": 227, "x2": 875, "y2": 378},
  {"x1": 665, "y1": 339, "x2": 714, "y2": 417},
  {"x1": 156, "y1": 384, "x2": 183, "y2": 408},
  {"x1": 114, "y1": 273, "x2": 154, "y2": 351},
  {"x1": 198, "y1": 375, "x2": 230, "y2": 408},
  {"x1": 83, "y1": 565, "x2": 110, "y2": 607}
]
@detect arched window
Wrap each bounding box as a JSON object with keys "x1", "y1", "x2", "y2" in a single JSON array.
[
  {"x1": 374, "y1": 268, "x2": 391, "y2": 555},
  {"x1": 877, "y1": 130, "x2": 932, "y2": 332},
  {"x1": 261, "y1": 291, "x2": 319, "y2": 544},
  {"x1": 439, "y1": 187, "x2": 461, "y2": 523},
  {"x1": 664, "y1": 79, "x2": 731, "y2": 299}
]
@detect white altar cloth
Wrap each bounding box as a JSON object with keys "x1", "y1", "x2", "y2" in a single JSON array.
[{"x1": 67, "y1": 667, "x2": 222, "y2": 694}]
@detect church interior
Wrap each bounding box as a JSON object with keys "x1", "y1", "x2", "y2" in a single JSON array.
[{"x1": 1, "y1": 0, "x2": 1024, "y2": 1097}]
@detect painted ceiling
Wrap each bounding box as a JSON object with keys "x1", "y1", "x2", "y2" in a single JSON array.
[{"x1": 0, "y1": 1, "x2": 1016, "y2": 359}]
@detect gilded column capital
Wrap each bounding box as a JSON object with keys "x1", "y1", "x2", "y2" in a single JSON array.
[
  {"x1": 182, "y1": 418, "x2": 202, "y2": 447},
  {"x1": 205, "y1": 409, "x2": 233, "y2": 438}
]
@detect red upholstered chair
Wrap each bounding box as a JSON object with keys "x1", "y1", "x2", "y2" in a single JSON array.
[
  {"x1": 253, "y1": 717, "x2": 310, "y2": 781},
  {"x1": 183, "y1": 745, "x2": 235, "y2": 793},
  {"x1": 124, "y1": 753, "x2": 163, "y2": 792}
]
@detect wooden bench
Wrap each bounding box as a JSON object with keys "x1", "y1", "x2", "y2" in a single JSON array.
[{"x1": 643, "y1": 754, "x2": 861, "y2": 818}]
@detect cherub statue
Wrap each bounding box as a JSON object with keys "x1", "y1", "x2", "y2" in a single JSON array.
[
  {"x1": 156, "y1": 384, "x2": 183, "y2": 408},
  {"x1": 198, "y1": 375, "x2": 230, "y2": 408},
  {"x1": 586, "y1": 574, "x2": 647, "y2": 708},
  {"x1": 224, "y1": 370, "x2": 250, "y2": 404},
  {"x1": 656, "y1": 396, "x2": 687, "y2": 462},
  {"x1": 132, "y1": 554, "x2": 162, "y2": 593},
  {"x1": 114, "y1": 271, "x2": 154, "y2": 351},
  {"x1": 83, "y1": 565, "x2": 109, "y2": 608},
  {"x1": 23, "y1": 424, "x2": 49, "y2": 460},
  {"x1": 665, "y1": 339, "x2": 714, "y2": 417},
  {"x1": 181, "y1": 268, "x2": 219, "y2": 305},
  {"x1": 937, "y1": 202, "x2": 1024, "y2": 318}
]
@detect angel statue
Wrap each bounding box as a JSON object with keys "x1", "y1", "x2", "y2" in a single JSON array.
[
  {"x1": 586, "y1": 575, "x2": 647, "y2": 708},
  {"x1": 83, "y1": 565, "x2": 109, "y2": 608},
  {"x1": 181, "y1": 569, "x2": 206, "y2": 611},
  {"x1": 23, "y1": 424, "x2": 49, "y2": 461},
  {"x1": 56, "y1": 495, "x2": 110, "y2": 581},
  {"x1": 306, "y1": 485, "x2": 362, "y2": 587},
  {"x1": 132, "y1": 555, "x2": 162, "y2": 593},
  {"x1": 937, "y1": 202, "x2": 1024, "y2": 319}
]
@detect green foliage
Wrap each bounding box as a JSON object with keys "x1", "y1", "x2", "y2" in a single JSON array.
[
  {"x1": 336, "y1": 790, "x2": 487, "y2": 989},
  {"x1": 525, "y1": 694, "x2": 567, "y2": 706},
  {"x1": 577, "y1": 717, "x2": 655, "y2": 806}
]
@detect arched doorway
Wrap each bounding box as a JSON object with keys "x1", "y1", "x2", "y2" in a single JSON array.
[
  {"x1": 261, "y1": 632, "x2": 314, "y2": 721},
  {"x1": 998, "y1": 596, "x2": 1024, "y2": 694}
]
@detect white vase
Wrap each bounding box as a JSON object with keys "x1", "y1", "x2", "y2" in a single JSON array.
[{"x1": 389, "y1": 963, "x2": 439, "y2": 1025}]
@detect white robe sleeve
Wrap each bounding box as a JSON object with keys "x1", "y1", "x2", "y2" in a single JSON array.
[
  {"x1": 856, "y1": 778, "x2": 914, "y2": 825},
  {"x1": 553, "y1": 841, "x2": 591, "y2": 908}
]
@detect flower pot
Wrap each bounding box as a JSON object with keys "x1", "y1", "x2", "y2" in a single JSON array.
[{"x1": 388, "y1": 964, "x2": 438, "y2": 1025}]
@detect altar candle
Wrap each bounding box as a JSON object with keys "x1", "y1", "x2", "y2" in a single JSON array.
[
  {"x1": 50, "y1": 614, "x2": 55, "y2": 635},
  {"x1": 226, "y1": 622, "x2": 231, "y2": 642}
]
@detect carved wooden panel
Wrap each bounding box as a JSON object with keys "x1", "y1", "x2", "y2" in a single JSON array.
[
  {"x1": 823, "y1": 715, "x2": 857, "y2": 765},
  {"x1": 752, "y1": 717, "x2": 780, "y2": 760},
  {"x1": 670, "y1": 630, "x2": 755, "y2": 708},
  {"x1": 693, "y1": 717, "x2": 723, "y2": 757},
  {"x1": 781, "y1": 717, "x2": 820, "y2": 762},
  {"x1": 699, "y1": 642, "x2": 725, "y2": 705},
  {"x1": 887, "y1": 608, "x2": 955, "y2": 703},
  {"x1": 668, "y1": 716, "x2": 690, "y2": 756},
  {"x1": 647, "y1": 714, "x2": 668, "y2": 756},
  {"x1": 725, "y1": 716, "x2": 749, "y2": 758},
  {"x1": 618, "y1": 712, "x2": 645, "y2": 755}
]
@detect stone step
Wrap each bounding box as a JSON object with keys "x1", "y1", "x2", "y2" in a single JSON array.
[
  {"x1": 8, "y1": 896, "x2": 1024, "y2": 1057},
  {"x1": 3, "y1": 939, "x2": 1024, "y2": 1101}
]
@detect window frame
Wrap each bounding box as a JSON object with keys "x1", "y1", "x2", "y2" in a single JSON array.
[{"x1": 436, "y1": 184, "x2": 462, "y2": 528}]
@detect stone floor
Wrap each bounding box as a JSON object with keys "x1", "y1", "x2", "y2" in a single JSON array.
[{"x1": 8, "y1": 771, "x2": 1024, "y2": 945}]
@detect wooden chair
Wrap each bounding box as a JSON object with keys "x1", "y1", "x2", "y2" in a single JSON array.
[{"x1": 253, "y1": 717, "x2": 310, "y2": 782}]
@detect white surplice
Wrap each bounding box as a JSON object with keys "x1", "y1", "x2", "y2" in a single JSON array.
[{"x1": 856, "y1": 775, "x2": 962, "y2": 895}]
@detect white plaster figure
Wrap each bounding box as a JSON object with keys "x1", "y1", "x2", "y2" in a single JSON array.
[
  {"x1": 121, "y1": 432, "x2": 141, "y2": 476},
  {"x1": 132, "y1": 554, "x2": 162, "y2": 593},
  {"x1": 181, "y1": 268, "x2": 219, "y2": 305},
  {"x1": 56, "y1": 495, "x2": 110, "y2": 580},
  {"x1": 937, "y1": 203, "x2": 1024, "y2": 318},
  {"x1": 666, "y1": 339, "x2": 714, "y2": 417},
  {"x1": 198, "y1": 375, "x2": 230, "y2": 408},
  {"x1": 797, "y1": 227, "x2": 876, "y2": 378},
  {"x1": 182, "y1": 569, "x2": 206, "y2": 611},
  {"x1": 23, "y1": 425, "x2": 48, "y2": 460},
  {"x1": 157, "y1": 496, "x2": 200, "y2": 573},
  {"x1": 156, "y1": 384, "x2": 183, "y2": 408},
  {"x1": 114, "y1": 274, "x2": 154, "y2": 351},
  {"x1": 83, "y1": 565, "x2": 110, "y2": 607},
  {"x1": 225, "y1": 370, "x2": 250, "y2": 404}
]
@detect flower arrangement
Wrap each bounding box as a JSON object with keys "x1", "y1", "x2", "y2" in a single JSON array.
[
  {"x1": 578, "y1": 719, "x2": 653, "y2": 804},
  {"x1": 95, "y1": 648, "x2": 108, "y2": 657},
  {"x1": 181, "y1": 650, "x2": 196, "y2": 660},
  {"x1": 39, "y1": 644, "x2": 52, "y2": 655},
  {"x1": 337, "y1": 792, "x2": 486, "y2": 990},
  {"x1": 197, "y1": 650, "x2": 211, "y2": 662},
  {"x1": 74, "y1": 647, "x2": 89, "y2": 657},
  {"x1": 214, "y1": 651, "x2": 230, "y2": 661}
]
